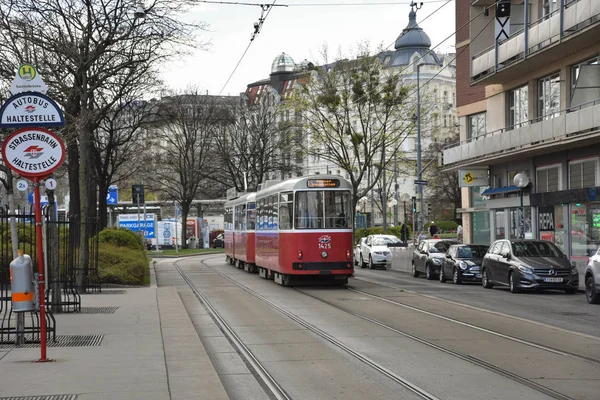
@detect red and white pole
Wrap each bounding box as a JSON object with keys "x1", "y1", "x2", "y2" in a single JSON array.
[{"x1": 34, "y1": 177, "x2": 50, "y2": 362}]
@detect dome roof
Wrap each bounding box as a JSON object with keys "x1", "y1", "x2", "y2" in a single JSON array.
[
  {"x1": 394, "y1": 10, "x2": 431, "y2": 50},
  {"x1": 271, "y1": 52, "x2": 296, "y2": 74}
]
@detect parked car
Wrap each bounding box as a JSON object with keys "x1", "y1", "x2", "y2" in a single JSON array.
[
  {"x1": 440, "y1": 244, "x2": 489, "y2": 284},
  {"x1": 481, "y1": 239, "x2": 578, "y2": 294},
  {"x1": 354, "y1": 237, "x2": 367, "y2": 267},
  {"x1": 585, "y1": 249, "x2": 600, "y2": 304},
  {"x1": 359, "y1": 234, "x2": 401, "y2": 269},
  {"x1": 213, "y1": 233, "x2": 224, "y2": 248},
  {"x1": 412, "y1": 239, "x2": 460, "y2": 280}
]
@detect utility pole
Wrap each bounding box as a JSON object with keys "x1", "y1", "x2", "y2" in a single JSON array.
[
  {"x1": 417, "y1": 63, "x2": 424, "y2": 235},
  {"x1": 382, "y1": 139, "x2": 387, "y2": 233},
  {"x1": 394, "y1": 154, "x2": 399, "y2": 226}
]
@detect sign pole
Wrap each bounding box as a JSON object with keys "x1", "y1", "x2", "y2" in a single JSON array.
[{"x1": 34, "y1": 177, "x2": 50, "y2": 362}]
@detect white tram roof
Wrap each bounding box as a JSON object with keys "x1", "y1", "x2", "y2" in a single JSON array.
[
  {"x1": 255, "y1": 175, "x2": 352, "y2": 199},
  {"x1": 224, "y1": 192, "x2": 256, "y2": 207}
]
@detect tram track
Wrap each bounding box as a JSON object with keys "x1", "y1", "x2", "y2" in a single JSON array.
[
  {"x1": 173, "y1": 258, "x2": 440, "y2": 400},
  {"x1": 295, "y1": 287, "x2": 577, "y2": 400},
  {"x1": 347, "y1": 280, "x2": 600, "y2": 366}
]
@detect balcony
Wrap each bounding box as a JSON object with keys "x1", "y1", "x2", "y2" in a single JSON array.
[
  {"x1": 443, "y1": 100, "x2": 600, "y2": 169},
  {"x1": 472, "y1": 0, "x2": 600, "y2": 83}
]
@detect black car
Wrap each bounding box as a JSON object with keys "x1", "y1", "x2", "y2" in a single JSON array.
[
  {"x1": 440, "y1": 244, "x2": 489, "y2": 284},
  {"x1": 213, "y1": 233, "x2": 224, "y2": 248},
  {"x1": 481, "y1": 239, "x2": 579, "y2": 294},
  {"x1": 412, "y1": 239, "x2": 460, "y2": 280}
]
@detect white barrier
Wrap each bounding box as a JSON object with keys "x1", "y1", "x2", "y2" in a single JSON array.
[{"x1": 390, "y1": 245, "x2": 415, "y2": 274}]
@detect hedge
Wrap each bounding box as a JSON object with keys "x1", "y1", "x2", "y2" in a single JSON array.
[
  {"x1": 98, "y1": 227, "x2": 148, "y2": 285},
  {"x1": 354, "y1": 224, "x2": 412, "y2": 243}
]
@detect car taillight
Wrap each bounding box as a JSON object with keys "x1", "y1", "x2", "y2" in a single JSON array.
[
  {"x1": 297, "y1": 250, "x2": 303, "y2": 260},
  {"x1": 346, "y1": 250, "x2": 351, "y2": 259}
]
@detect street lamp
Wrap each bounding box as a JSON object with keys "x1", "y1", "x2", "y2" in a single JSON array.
[
  {"x1": 513, "y1": 172, "x2": 530, "y2": 239},
  {"x1": 400, "y1": 192, "x2": 411, "y2": 223},
  {"x1": 416, "y1": 63, "x2": 425, "y2": 235}
]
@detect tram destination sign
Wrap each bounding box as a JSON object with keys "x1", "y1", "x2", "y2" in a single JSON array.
[
  {"x1": 307, "y1": 179, "x2": 340, "y2": 188},
  {"x1": 1, "y1": 127, "x2": 65, "y2": 178},
  {"x1": 0, "y1": 92, "x2": 65, "y2": 128}
]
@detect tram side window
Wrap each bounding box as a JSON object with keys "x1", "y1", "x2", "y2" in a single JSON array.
[
  {"x1": 247, "y1": 202, "x2": 256, "y2": 230},
  {"x1": 258, "y1": 198, "x2": 265, "y2": 230},
  {"x1": 241, "y1": 204, "x2": 247, "y2": 230},
  {"x1": 325, "y1": 190, "x2": 352, "y2": 228},
  {"x1": 279, "y1": 192, "x2": 293, "y2": 230},
  {"x1": 234, "y1": 206, "x2": 241, "y2": 230},
  {"x1": 272, "y1": 195, "x2": 279, "y2": 230},
  {"x1": 225, "y1": 207, "x2": 233, "y2": 230},
  {"x1": 294, "y1": 191, "x2": 324, "y2": 229}
]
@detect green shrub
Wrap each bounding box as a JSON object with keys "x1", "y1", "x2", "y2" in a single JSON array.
[
  {"x1": 98, "y1": 227, "x2": 144, "y2": 251},
  {"x1": 98, "y1": 243, "x2": 147, "y2": 285}
]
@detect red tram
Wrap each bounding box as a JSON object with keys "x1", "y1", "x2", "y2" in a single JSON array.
[
  {"x1": 224, "y1": 176, "x2": 354, "y2": 285},
  {"x1": 224, "y1": 192, "x2": 256, "y2": 271}
]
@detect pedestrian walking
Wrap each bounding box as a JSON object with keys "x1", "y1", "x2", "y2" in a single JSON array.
[
  {"x1": 418, "y1": 231, "x2": 427, "y2": 243},
  {"x1": 400, "y1": 222, "x2": 409, "y2": 244},
  {"x1": 456, "y1": 221, "x2": 463, "y2": 243},
  {"x1": 428, "y1": 221, "x2": 438, "y2": 237}
]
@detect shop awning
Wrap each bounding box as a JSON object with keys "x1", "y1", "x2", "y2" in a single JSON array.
[{"x1": 481, "y1": 186, "x2": 521, "y2": 196}]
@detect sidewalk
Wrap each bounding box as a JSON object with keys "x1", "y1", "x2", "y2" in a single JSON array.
[{"x1": 0, "y1": 265, "x2": 228, "y2": 399}]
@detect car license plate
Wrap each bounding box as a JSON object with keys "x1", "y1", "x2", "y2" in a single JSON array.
[
  {"x1": 476, "y1": 274, "x2": 482, "y2": 278},
  {"x1": 544, "y1": 277, "x2": 563, "y2": 283}
]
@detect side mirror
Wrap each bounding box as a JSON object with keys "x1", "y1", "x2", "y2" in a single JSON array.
[
  {"x1": 446, "y1": 254, "x2": 452, "y2": 259},
  {"x1": 502, "y1": 253, "x2": 511, "y2": 260}
]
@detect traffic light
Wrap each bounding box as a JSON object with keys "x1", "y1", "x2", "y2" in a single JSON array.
[
  {"x1": 132, "y1": 184, "x2": 145, "y2": 206},
  {"x1": 496, "y1": 0, "x2": 511, "y2": 18},
  {"x1": 412, "y1": 196, "x2": 416, "y2": 213}
]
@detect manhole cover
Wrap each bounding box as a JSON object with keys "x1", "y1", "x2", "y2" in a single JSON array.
[
  {"x1": 0, "y1": 395, "x2": 77, "y2": 400},
  {"x1": 79, "y1": 307, "x2": 119, "y2": 314}
]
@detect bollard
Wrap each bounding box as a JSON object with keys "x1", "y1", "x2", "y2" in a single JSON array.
[{"x1": 10, "y1": 249, "x2": 35, "y2": 345}]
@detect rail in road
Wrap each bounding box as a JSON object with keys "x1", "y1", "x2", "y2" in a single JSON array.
[
  {"x1": 172, "y1": 259, "x2": 440, "y2": 400},
  {"x1": 166, "y1": 255, "x2": 599, "y2": 400}
]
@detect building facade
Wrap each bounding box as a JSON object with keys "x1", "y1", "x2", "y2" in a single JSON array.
[
  {"x1": 244, "y1": 4, "x2": 458, "y2": 227},
  {"x1": 445, "y1": 0, "x2": 600, "y2": 269}
]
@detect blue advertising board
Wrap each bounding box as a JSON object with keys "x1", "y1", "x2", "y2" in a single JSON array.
[{"x1": 118, "y1": 214, "x2": 155, "y2": 239}]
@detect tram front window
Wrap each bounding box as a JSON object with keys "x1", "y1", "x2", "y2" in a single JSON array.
[{"x1": 294, "y1": 191, "x2": 352, "y2": 229}]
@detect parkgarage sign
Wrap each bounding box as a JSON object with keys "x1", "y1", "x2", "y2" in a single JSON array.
[{"x1": 1, "y1": 127, "x2": 65, "y2": 178}]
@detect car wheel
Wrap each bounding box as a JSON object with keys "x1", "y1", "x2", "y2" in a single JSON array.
[
  {"x1": 439, "y1": 266, "x2": 447, "y2": 283},
  {"x1": 453, "y1": 268, "x2": 462, "y2": 285},
  {"x1": 482, "y1": 269, "x2": 493, "y2": 289},
  {"x1": 509, "y1": 272, "x2": 520, "y2": 293},
  {"x1": 369, "y1": 256, "x2": 374, "y2": 269},
  {"x1": 411, "y1": 262, "x2": 420, "y2": 277},
  {"x1": 586, "y1": 276, "x2": 600, "y2": 304},
  {"x1": 426, "y1": 264, "x2": 434, "y2": 280},
  {"x1": 360, "y1": 255, "x2": 366, "y2": 269}
]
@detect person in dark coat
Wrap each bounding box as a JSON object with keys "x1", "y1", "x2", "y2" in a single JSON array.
[
  {"x1": 400, "y1": 222, "x2": 409, "y2": 244},
  {"x1": 429, "y1": 221, "x2": 438, "y2": 237}
]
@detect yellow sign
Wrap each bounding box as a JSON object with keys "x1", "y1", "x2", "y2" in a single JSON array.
[
  {"x1": 18, "y1": 64, "x2": 36, "y2": 81},
  {"x1": 458, "y1": 169, "x2": 488, "y2": 187}
]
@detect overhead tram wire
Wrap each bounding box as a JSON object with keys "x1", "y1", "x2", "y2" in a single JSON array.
[
  {"x1": 200, "y1": 1, "x2": 452, "y2": 6},
  {"x1": 218, "y1": 0, "x2": 278, "y2": 95}
]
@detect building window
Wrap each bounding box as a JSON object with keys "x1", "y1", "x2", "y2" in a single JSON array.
[
  {"x1": 569, "y1": 158, "x2": 598, "y2": 189},
  {"x1": 571, "y1": 55, "x2": 600, "y2": 109},
  {"x1": 468, "y1": 112, "x2": 487, "y2": 139},
  {"x1": 536, "y1": 164, "x2": 561, "y2": 192},
  {"x1": 509, "y1": 85, "x2": 528, "y2": 128},
  {"x1": 542, "y1": 0, "x2": 558, "y2": 17},
  {"x1": 538, "y1": 73, "x2": 560, "y2": 120}
]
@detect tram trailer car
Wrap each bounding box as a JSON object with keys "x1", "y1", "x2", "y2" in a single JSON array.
[
  {"x1": 254, "y1": 175, "x2": 354, "y2": 285},
  {"x1": 224, "y1": 193, "x2": 257, "y2": 271}
]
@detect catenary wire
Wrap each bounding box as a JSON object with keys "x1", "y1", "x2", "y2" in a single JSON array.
[
  {"x1": 219, "y1": 0, "x2": 278, "y2": 95},
  {"x1": 200, "y1": 1, "x2": 453, "y2": 6}
]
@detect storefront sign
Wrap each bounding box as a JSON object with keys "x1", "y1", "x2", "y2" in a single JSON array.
[
  {"x1": 1, "y1": 127, "x2": 65, "y2": 178},
  {"x1": 538, "y1": 205, "x2": 555, "y2": 242},
  {"x1": 0, "y1": 92, "x2": 65, "y2": 128},
  {"x1": 458, "y1": 168, "x2": 489, "y2": 187}
]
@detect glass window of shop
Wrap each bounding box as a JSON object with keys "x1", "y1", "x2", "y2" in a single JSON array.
[
  {"x1": 472, "y1": 211, "x2": 491, "y2": 244},
  {"x1": 570, "y1": 202, "x2": 600, "y2": 257},
  {"x1": 538, "y1": 205, "x2": 567, "y2": 252},
  {"x1": 510, "y1": 206, "x2": 533, "y2": 239},
  {"x1": 495, "y1": 210, "x2": 506, "y2": 240}
]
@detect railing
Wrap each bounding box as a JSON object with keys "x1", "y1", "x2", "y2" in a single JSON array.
[
  {"x1": 471, "y1": 0, "x2": 600, "y2": 79},
  {"x1": 443, "y1": 97, "x2": 600, "y2": 165}
]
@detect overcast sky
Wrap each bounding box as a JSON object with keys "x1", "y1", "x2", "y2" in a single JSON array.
[{"x1": 160, "y1": 0, "x2": 456, "y2": 96}]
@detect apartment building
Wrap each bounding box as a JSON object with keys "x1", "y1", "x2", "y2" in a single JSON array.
[{"x1": 445, "y1": 0, "x2": 600, "y2": 269}]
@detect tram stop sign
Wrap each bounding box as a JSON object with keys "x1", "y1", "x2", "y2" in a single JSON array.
[{"x1": 1, "y1": 127, "x2": 65, "y2": 178}]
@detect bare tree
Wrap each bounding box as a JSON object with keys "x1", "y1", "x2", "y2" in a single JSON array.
[
  {"x1": 152, "y1": 91, "x2": 232, "y2": 247},
  {"x1": 214, "y1": 88, "x2": 297, "y2": 192},
  {"x1": 0, "y1": 0, "x2": 208, "y2": 289},
  {"x1": 425, "y1": 140, "x2": 461, "y2": 221},
  {"x1": 288, "y1": 44, "x2": 414, "y2": 214}
]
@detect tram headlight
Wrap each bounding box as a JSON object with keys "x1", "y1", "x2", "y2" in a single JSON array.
[
  {"x1": 321, "y1": 251, "x2": 328, "y2": 258},
  {"x1": 297, "y1": 250, "x2": 303, "y2": 260}
]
